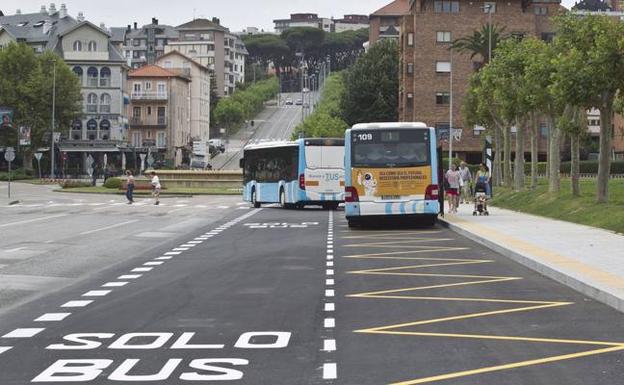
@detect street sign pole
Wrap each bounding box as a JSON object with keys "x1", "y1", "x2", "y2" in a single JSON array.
[
  {"x1": 35, "y1": 152, "x2": 43, "y2": 180},
  {"x1": 5, "y1": 147, "x2": 16, "y2": 199}
]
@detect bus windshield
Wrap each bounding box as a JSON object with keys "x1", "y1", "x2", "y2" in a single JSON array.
[{"x1": 351, "y1": 129, "x2": 430, "y2": 168}]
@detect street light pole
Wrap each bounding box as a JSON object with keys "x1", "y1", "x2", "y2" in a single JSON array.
[
  {"x1": 488, "y1": 5, "x2": 492, "y2": 64},
  {"x1": 50, "y1": 59, "x2": 56, "y2": 179},
  {"x1": 448, "y1": 49, "x2": 453, "y2": 170}
]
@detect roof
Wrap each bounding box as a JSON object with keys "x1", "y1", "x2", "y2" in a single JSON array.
[
  {"x1": 176, "y1": 18, "x2": 227, "y2": 32},
  {"x1": 128, "y1": 64, "x2": 190, "y2": 80},
  {"x1": 125, "y1": 24, "x2": 179, "y2": 39},
  {"x1": 57, "y1": 20, "x2": 111, "y2": 38},
  {"x1": 244, "y1": 140, "x2": 299, "y2": 151},
  {"x1": 371, "y1": 0, "x2": 411, "y2": 16},
  {"x1": 157, "y1": 50, "x2": 208, "y2": 70},
  {"x1": 0, "y1": 10, "x2": 77, "y2": 46},
  {"x1": 109, "y1": 27, "x2": 127, "y2": 43},
  {"x1": 351, "y1": 122, "x2": 429, "y2": 130}
]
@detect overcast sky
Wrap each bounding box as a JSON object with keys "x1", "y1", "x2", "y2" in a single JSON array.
[{"x1": 2, "y1": 0, "x2": 576, "y2": 32}]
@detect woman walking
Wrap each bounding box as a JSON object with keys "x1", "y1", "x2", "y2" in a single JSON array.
[
  {"x1": 445, "y1": 163, "x2": 461, "y2": 213},
  {"x1": 151, "y1": 171, "x2": 161, "y2": 205},
  {"x1": 475, "y1": 163, "x2": 492, "y2": 198},
  {"x1": 125, "y1": 170, "x2": 135, "y2": 204}
]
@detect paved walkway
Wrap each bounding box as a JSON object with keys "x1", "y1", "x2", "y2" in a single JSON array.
[{"x1": 440, "y1": 203, "x2": 624, "y2": 312}]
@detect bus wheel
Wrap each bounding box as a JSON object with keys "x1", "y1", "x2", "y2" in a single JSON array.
[
  {"x1": 280, "y1": 189, "x2": 289, "y2": 209},
  {"x1": 347, "y1": 219, "x2": 358, "y2": 228},
  {"x1": 251, "y1": 189, "x2": 261, "y2": 208}
]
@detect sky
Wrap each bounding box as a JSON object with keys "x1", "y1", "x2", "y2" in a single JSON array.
[{"x1": 1, "y1": 0, "x2": 578, "y2": 33}]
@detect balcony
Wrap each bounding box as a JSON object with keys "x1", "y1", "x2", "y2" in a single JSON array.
[
  {"x1": 130, "y1": 116, "x2": 167, "y2": 127},
  {"x1": 131, "y1": 91, "x2": 168, "y2": 101}
]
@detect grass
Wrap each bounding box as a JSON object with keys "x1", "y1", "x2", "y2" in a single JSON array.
[
  {"x1": 491, "y1": 178, "x2": 624, "y2": 234},
  {"x1": 54, "y1": 186, "x2": 242, "y2": 196}
]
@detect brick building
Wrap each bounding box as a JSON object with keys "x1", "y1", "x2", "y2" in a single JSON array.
[
  {"x1": 369, "y1": 0, "x2": 410, "y2": 44},
  {"x1": 399, "y1": 0, "x2": 561, "y2": 163}
]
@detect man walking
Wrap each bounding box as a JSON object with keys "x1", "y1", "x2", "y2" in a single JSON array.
[
  {"x1": 150, "y1": 171, "x2": 161, "y2": 205},
  {"x1": 458, "y1": 161, "x2": 472, "y2": 204},
  {"x1": 126, "y1": 170, "x2": 135, "y2": 204}
]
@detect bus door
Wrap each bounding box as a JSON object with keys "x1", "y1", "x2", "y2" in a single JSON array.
[{"x1": 303, "y1": 145, "x2": 345, "y2": 201}]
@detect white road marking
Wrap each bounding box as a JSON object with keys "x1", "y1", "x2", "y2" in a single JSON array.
[
  {"x1": 0, "y1": 214, "x2": 68, "y2": 228},
  {"x1": 132, "y1": 267, "x2": 153, "y2": 272},
  {"x1": 0, "y1": 347, "x2": 12, "y2": 355},
  {"x1": 165, "y1": 251, "x2": 182, "y2": 255},
  {"x1": 61, "y1": 300, "x2": 93, "y2": 308},
  {"x1": 325, "y1": 290, "x2": 335, "y2": 297},
  {"x1": 180, "y1": 244, "x2": 198, "y2": 248},
  {"x1": 325, "y1": 303, "x2": 335, "y2": 312},
  {"x1": 79, "y1": 220, "x2": 139, "y2": 235},
  {"x1": 323, "y1": 339, "x2": 337, "y2": 352},
  {"x1": 327, "y1": 261, "x2": 334, "y2": 267},
  {"x1": 155, "y1": 257, "x2": 173, "y2": 260},
  {"x1": 187, "y1": 241, "x2": 203, "y2": 244},
  {"x1": 144, "y1": 261, "x2": 164, "y2": 266},
  {"x1": 324, "y1": 318, "x2": 335, "y2": 328},
  {"x1": 102, "y1": 282, "x2": 128, "y2": 287},
  {"x1": 327, "y1": 255, "x2": 334, "y2": 260},
  {"x1": 2, "y1": 328, "x2": 45, "y2": 338},
  {"x1": 118, "y1": 274, "x2": 142, "y2": 279},
  {"x1": 326, "y1": 269, "x2": 334, "y2": 276},
  {"x1": 35, "y1": 313, "x2": 71, "y2": 322},
  {"x1": 323, "y1": 363, "x2": 337, "y2": 379},
  {"x1": 326, "y1": 279, "x2": 335, "y2": 286},
  {"x1": 83, "y1": 290, "x2": 111, "y2": 297},
  {"x1": 173, "y1": 248, "x2": 189, "y2": 251}
]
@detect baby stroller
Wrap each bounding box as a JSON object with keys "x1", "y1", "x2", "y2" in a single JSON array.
[{"x1": 473, "y1": 181, "x2": 489, "y2": 216}]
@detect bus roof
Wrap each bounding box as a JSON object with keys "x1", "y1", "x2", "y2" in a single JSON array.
[
  {"x1": 351, "y1": 122, "x2": 429, "y2": 130},
  {"x1": 244, "y1": 138, "x2": 344, "y2": 151},
  {"x1": 243, "y1": 140, "x2": 299, "y2": 151}
]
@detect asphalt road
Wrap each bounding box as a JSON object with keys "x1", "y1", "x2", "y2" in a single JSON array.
[
  {"x1": 1, "y1": 201, "x2": 623, "y2": 384},
  {"x1": 210, "y1": 92, "x2": 309, "y2": 170}
]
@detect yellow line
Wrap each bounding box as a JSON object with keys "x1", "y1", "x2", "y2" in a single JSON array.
[
  {"x1": 343, "y1": 231, "x2": 442, "y2": 238},
  {"x1": 389, "y1": 345, "x2": 624, "y2": 385},
  {"x1": 346, "y1": 294, "x2": 566, "y2": 305},
  {"x1": 344, "y1": 239, "x2": 453, "y2": 246},
  {"x1": 344, "y1": 248, "x2": 469, "y2": 258},
  {"x1": 343, "y1": 256, "x2": 493, "y2": 263}
]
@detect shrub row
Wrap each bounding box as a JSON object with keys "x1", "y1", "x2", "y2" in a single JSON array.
[{"x1": 0, "y1": 168, "x2": 34, "y2": 181}]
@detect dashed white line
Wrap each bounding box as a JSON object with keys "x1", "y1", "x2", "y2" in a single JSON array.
[
  {"x1": 187, "y1": 241, "x2": 203, "y2": 244},
  {"x1": 82, "y1": 290, "x2": 112, "y2": 297},
  {"x1": 0, "y1": 347, "x2": 12, "y2": 355},
  {"x1": 35, "y1": 313, "x2": 71, "y2": 322},
  {"x1": 79, "y1": 220, "x2": 139, "y2": 235},
  {"x1": 326, "y1": 269, "x2": 334, "y2": 276},
  {"x1": 132, "y1": 267, "x2": 153, "y2": 272},
  {"x1": 323, "y1": 363, "x2": 337, "y2": 379},
  {"x1": 155, "y1": 257, "x2": 173, "y2": 260},
  {"x1": 327, "y1": 261, "x2": 334, "y2": 267},
  {"x1": 327, "y1": 255, "x2": 334, "y2": 260},
  {"x1": 118, "y1": 274, "x2": 142, "y2": 279},
  {"x1": 165, "y1": 251, "x2": 182, "y2": 255},
  {"x1": 2, "y1": 328, "x2": 45, "y2": 338},
  {"x1": 325, "y1": 289, "x2": 335, "y2": 297},
  {"x1": 324, "y1": 318, "x2": 335, "y2": 328},
  {"x1": 173, "y1": 248, "x2": 190, "y2": 251},
  {"x1": 323, "y1": 339, "x2": 337, "y2": 352},
  {"x1": 326, "y1": 279, "x2": 335, "y2": 286},
  {"x1": 61, "y1": 300, "x2": 93, "y2": 308},
  {"x1": 102, "y1": 282, "x2": 128, "y2": 287},
  {"x1": 144, "y1": 261, "x2": 164, "y2": 266},
  {"x1": 324, "y1": 303, "x2": 335, "y2": 312}
]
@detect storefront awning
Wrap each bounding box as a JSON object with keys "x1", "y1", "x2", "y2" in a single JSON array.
[{"x1": 58, "y1": 146, "x2": 120, "y2": 153}]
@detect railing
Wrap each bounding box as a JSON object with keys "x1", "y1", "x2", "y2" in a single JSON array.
[
  {"x1": 131, "y1": 91, "x2": 168, "y2": 100},
  {"x1": 130, "y1": 117, "x2": 167, "y2": 126}
]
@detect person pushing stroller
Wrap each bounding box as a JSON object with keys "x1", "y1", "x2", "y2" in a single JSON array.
[{"x1": 473, "y1": 163, "x2": 490, "y2": 216}]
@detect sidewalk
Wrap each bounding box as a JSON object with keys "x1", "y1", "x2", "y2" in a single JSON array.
[{"x1": 440, "y1": 203, "x2": 624, "y2": 312}]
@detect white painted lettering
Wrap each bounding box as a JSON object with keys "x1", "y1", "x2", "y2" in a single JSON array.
[
  {"x1": 180, "y1": 359, "x2": 248, "y2": 381},
  {"x1": 109, "y1": 333, "x2": 173, "y2": 350},
  {"x1": 108, "y1": 358, "x2": 181, "y2": 381},
  {"x1": 170, "y1": 333, "x2": 225, "y2": 349},
  {"x1": 32, "y1": 359, "x2": 112, "y2": 382},
  {"x1": 46, "y1": 334, "x2": 115, "y2": 350},
  {"x1": 234, "y1": 332, "x2": 291, "y2": 349}
]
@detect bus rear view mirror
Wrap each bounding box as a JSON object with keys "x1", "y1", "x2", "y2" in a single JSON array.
[{"x1": 239, "y1": 158, "x2": 245, "y2": 169}]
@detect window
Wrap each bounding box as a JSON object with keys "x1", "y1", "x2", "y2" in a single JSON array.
[
  {"x1": 99, "y1": 119, "x2": 111, "y2": 131},
  {"x1": 87, "y1": 93, "x2": 98, "y2": 113},
  {"x1": 73, "y1": 40, "x2": 82, "y2": 51},
  {"x1": 483, "y1": 2, "x2": 496, "y2": 13},
  {"x1": 132, "y1": 132, "x2": 142, "y2": 147},
  {"x1": 436, "y1": 92, "x2": 450, "y2": 105},
  {"x1": 540, "y1": 123, "x2": 549, "y2": 138},
  {"x1": 437, "y1": 31, "x2": 451, "y2": 43},
  {"x1": 145, "y1": 81, "x2": 152, "y2": 91},
  {"x1": 407, "y1": 93, "x2": 414, "y2": 109},
  {"x1": 163, "y1": 61, "x2": 172, "y2": 68},
  {"x1": 100, "y1": 93, "x2": 111, "y2": 113},
  {"x1": 87, "y1": 119, "x2": 98, "y2": 131},
  {"x1": 434, "y1": 0, "x2": 459, "y2": 13},
  {"x1": 407, "y1": 32, "x2": 414, "y2": 46},
  {"x1": 99, "y1": 67, "x2": 111, "y2": 87},
  {"x1": 133, "y1": 107, "x2": 141, "y2": 118},
  {"x1": 72, "y1": 66, "x2": 83, "y2": 81},
  {"x1": 157, "y1": 82, "x2": 166, "y2": 95},
  {"x1": 87, "y1": 67, "x2": 98, "y2": 87},
  {"x1": 157, "y1": 132, "x2": 166, "y2": 148},
  {"x1": 534, "y1": 6, "x2": 548, "y2": 15},
  {"x1": 473, "y1": 125, "x2": 486, "y2": 136},
  {"x1": 407, "y1": 62, "x2": 414, "y2": 75},
  {"x1": 147, "y1": 106, "x2": 152, "y2": 115},
  {"x1": 88, "y1": 40, "x2": 97, "y2": 51},
  {"x1": 436, "y1": 61, "x2": 451, "y2": 73},
  {"x1": 243, "y1": 147, "x2": 299, "y2": 184}
]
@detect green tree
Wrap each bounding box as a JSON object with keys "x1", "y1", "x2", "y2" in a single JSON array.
[
  {"x1": 451, "y1": 24, "x2": 506, "y2": 65},
  {"x1": 0, "y1": 43, "x2": 82, "y2": 169},
  {"x1": 242, "y1": 33, "x2": 291, "y2": 77},
  {"x1": 550, "y1": 14, "x2": 624, "y2": 203},
  {"x1": 342, "y1": 39, "x2": 399, "y2": 125},
  {"x1": 294, "y1": 73, "x2": 348, "y2": 139},
  {"x1": 558, "y1": 105, "x2": 587, "y2": 197}
]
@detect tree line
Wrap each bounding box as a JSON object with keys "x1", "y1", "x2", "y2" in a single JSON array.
[{"x1": 462, "y1": 14, "x2": 624, "y2": 203}]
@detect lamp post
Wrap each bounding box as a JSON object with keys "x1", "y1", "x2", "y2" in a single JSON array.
[
  {"x1": 482, "y1": 3, "x2": 493, "y2": 64},
  {"x1": 50, "y1": 59, "x2": 57, "y2": 179},
  {"x1": 448, "y1": 49, "x2": 453, "y2": 170}
]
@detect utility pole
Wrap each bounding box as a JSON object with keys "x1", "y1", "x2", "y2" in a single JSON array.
[
  {"x1": 50, "y1": 59, "x2": 56, "y2": 179},
  {"x1": 448, "y1": 49, "x2": 453, "y2": 170}
]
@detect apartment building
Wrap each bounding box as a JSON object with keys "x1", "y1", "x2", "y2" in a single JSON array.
[
  {"x1": 111, "y1": 19, "x2": 179, "y2": 69},
  {"x1": 127, "y1": 65, "x2": 190, "y2": 166},
  {"x1": 156, "y1": 50, "x2": 211, "y2": 151},
  {"x1": 369, "y1": 0, "x2": 411, "y2": 44},
  {"x1": 399, "y1": 0, "x2": 561, "y2": 162},
  {"x1": 0, "y1": 4, "x2": 129, "y2": 172},
  {"x1": 334, "y1": 15, "x2": 370, "y2": 32},
  {"x1": 165, "y1": 18, "x2": 247, "y2": 97},
  {"x1": 274, "y1": 13, "x2": 369, "y2": 34}
]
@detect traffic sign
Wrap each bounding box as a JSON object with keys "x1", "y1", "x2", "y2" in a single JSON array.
[
  {"x1": 4, "y1": 147, "x2": 15, "y2": 162},
  {"x1": 34, "y1": 152, "x2": 43, "y2": 161}
]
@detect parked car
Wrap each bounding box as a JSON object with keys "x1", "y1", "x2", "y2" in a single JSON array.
[
  {"x1": 208, "y1": 139, "x2": 225, "y2": 153},
  {"x1": 295, "y1": 99, "x2": 303, "y2": 105},
  {"x1": 285, "y1": 98, "x2": 293, "y2": 105}
]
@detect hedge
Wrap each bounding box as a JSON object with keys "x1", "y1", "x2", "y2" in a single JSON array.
[
  {"x1": 522, "y1": 160, "x2": 624, "y2": 174},
  {"x1": 103, "y1": 177, "x2": 122, "y2": 189},
  {"x1": 0, "y1": 168, "x2": 34, "y2": 181}
]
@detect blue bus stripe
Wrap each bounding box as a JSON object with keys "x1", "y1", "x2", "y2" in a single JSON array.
[
  {"x1": 385, "y1": 202, "x2": 393, "y2": 215},
  {"x1": 400, "y1": 202, "x2": 407, "y2": 214}
]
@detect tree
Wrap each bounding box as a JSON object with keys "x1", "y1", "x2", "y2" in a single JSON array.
[
  {"x1": 558, "y1": 105, "x2": 587, "y2": 197},
  {"x1": 572, "y1": 0, "x2": 612, "y2": 11},
  {"x1": 342, "y1": 39, "x2": 399, "y2": 125},
  {"x1": 551, "y1": 14, "x2": 624, "y2": 203},
  {"x1": 242, "y1": 33, "x2": 291, "y2": 77},
  {"x1": 0, "y1": 43, "x2": 82, "y2": 169},
  {"x1": 451, "y1": 24, "x2": 506, "y2": 65}
]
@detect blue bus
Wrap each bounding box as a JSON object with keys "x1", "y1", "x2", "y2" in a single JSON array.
[
  {"x1": 344, "y1": 123, "x2": 441, "y2": 227},
  {"x1": 240, "y1": 138, "x2": 345, "y2": 209}
]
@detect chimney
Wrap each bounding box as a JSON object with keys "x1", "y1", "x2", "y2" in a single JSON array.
[
  {"x1": 43, "y1": 19, "x2": 52, "y2": 34},
  {"x1": 134, "y1": 22, "x2": 138, "y2": 30},
  {"x1": 127, "y1": 24, "x2": 131, "y2": 32},
  {"x1": 152, "y1": 17, "x2": 158, "y2": 25},
  {"x1": 100, "y1": 22, "x2": 106, "y2": 30},
  {"x1": 212, "y1": 17, "x2": 220, "y2": 25},
  {"x1": 77, "y1": 11, "x2": 84, "y2": 22},
  {"x1": 59, "y1": 3, "x2": 67, "y2": 18},
  {"x1": 16, "y1": 9, "x2": 21, "y2": 15},
  {"x1": 40, "y1": 5, "x2": 47, "y2": 14},
  {"x1": 48, "y1": 3, "x2": 56, "y2": 15}
]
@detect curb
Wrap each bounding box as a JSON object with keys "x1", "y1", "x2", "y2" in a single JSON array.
[{"x1": 439, "y1": 217, "x2": 624, "y2": 313}]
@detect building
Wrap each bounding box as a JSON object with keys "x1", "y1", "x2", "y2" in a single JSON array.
[
  {"x1": 399, "y1": 0, "x2": 561, "y2": 162},
  {"x1": 334, "y1": 15, "x2": 370, "y2": 33},
  {"x1": 111, "y1": 19, "x2": 179, "y2": 69},
  {"x1": 234, "y1": 38, "x2": 248, "y2": 84},
  {"x1": 127, "y1": 65, "x2": 190, "y2": 166},
  {"x1": 156, "y1": 50, "x2": 211, "y2": 151},
  {"x1": 165, "y1": 18, "x2": 247, "y2": 97},
  {"x1": 274, "y1": 13, "x2": 334, "y2": 34},
  {"x1": 369, "y1": 0, "x2": 411, "y2": 44},
  {"x1": 0, "y1": 4, "x2": 129, "y2": 173}
]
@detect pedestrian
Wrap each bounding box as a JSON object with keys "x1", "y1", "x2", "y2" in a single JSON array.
[
  {"x1": 91, "y1": 163, "x2": 99, "y2": 186},
  {"x1": 150, "y1": 171, "x2": 161, "y2": 205},
  {"x1": 126, "y1": 170, "x2": 135, "y2": 204},
  {"x1": 445, "y1": 163, "x2": 462, "y2": 213},
  {"x1": 475, "y1": 163, "x2": 492, "y2": 198},
  {"x1": 458, "y1": 161, "x2": 472, "y2": 204}
]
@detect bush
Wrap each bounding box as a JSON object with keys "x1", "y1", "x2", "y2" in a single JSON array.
[
  {"x1": 103, "y1": 177, "x2": 122, "y2": 189},
  {"x1": 0, "y1": 168, "x2": 34, "y2": 181},
  {"x1": 522, "y1": 160, "x2": 624, "y2": 174},
  {"x1": 59, "y1": 180, "x2": 92, "y2": 189}
]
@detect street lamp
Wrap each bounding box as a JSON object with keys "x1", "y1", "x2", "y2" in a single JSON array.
[
  {"x1": 482, "y1": 3, "x2": 494, "y2": 64},
  {"x1": 50, "y1": 58, "x2": 57, "y2": 179},
  {"x1": 448, "y1": 49, "x2": 454, "y2": 170}
]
